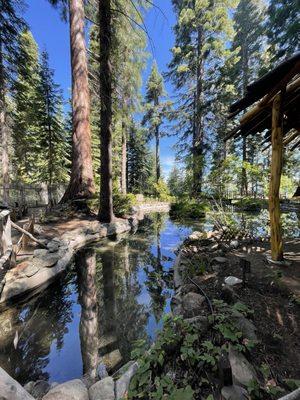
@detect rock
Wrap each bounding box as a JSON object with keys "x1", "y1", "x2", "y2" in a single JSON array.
[
  {"x1": 32, "y1": 253, "x2": 60, "y2": 269},
  {"x1": 115, "y1": 361, "x2": 139, "y2": 399},
  {"x1": 221, "y1": 385, "x2": 248, "y2": 400},
  {"x1": 30, "y1": 380, "x2": 51, "y2": 399},
  {"x1": 221, "y1": 285, "x2": 238, "y2": 304},
  {"x1": 97, "y1": 363, "x2": 109, "y2": 380},
  {"x1": 89, "y1": 377, "x2": 114, "y2": 400},
  {"x1": 33, "y1": 249, "x2": 49, "y2": 257},
  {"x1": 182, "y1": 292, "x2": 205, "y2": 318},
  {"x1": 188, "y1": 231, "x2": 204, "y2": 241},
  {"x1": 23, "y1": 264, "x2": 40, "y2": 277},
  {"x1": 0, "y1": 367, "x2": 35, "y2": 399},
  {"x1": 230, "y1": 240, "x2": 239, "y2": 249},
  {"x1": 47, "y1": 241, "x2": 60, "y2": 253},
  {"x1": 183, "y1": 316, "x2": 209, "y2": 334},
  {"x1": 229, "y1": 347, "x2": 257, "y2": 387},
  {"x1": 42, "y1": 379, "x2": 89, "y2": 400},
  {"x1": 24, "y1": 381, "x2": 35, "y2": 393},
  {"x1": 101, "y1": 349, "x2": 122, "y2": 371},
  {"x1": 180, "y1": 284, "x2": 198, "y2": 295},
  {"x1": 210, "y1": 243, "x2": 219, "y2": 251},
  {"x1": 232, "y1": 316, "x2": 257, "y2": 341},
  {"x1": 213, "y1": 257, "x2": 228, "y2": 265},
  {"x1": 224, "y1": 276, "x2": 243, "y2": 287}
]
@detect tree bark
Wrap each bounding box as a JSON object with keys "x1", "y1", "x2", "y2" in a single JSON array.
[
  {"x1": 98, "y1": 0, "x2": 115, "y2": 222},
  {"x1": 155, "y1": 126, "x2": 160, "y2": 183},
  {"x1": 269, "y1": 92, "x2": 284, "y2": 262},
  {"x1": 121, "y1": 118, "x2": 127, "y2": 195},
  {"x1": 193, "y1": 26, "x2": 204, "y2": 197},
  {"x1": 0, "y1": 38, "x2": 9, "y2": 206},
  {"x1": 61, "y1": 0, "x2": 95, "y2": 202},
  {"x1": 241, "y1": 38, "x2": 249, "y2": 196}
]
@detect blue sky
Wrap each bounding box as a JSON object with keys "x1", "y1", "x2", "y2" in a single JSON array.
[{"x1": 24, "y1": 0, "x2": 177, "y2": 178}]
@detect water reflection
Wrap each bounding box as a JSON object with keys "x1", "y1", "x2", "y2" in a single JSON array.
[
  {"x1": 76, "y1": 249, "x2": 99, "y2": 381},
  {"x1": 0, "y1": 211, "x2": 298, "y2": 384}
]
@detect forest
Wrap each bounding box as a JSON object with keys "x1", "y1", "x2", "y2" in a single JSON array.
[{"x1": 0, "y1": 0, "x2": 299, "y2": 400}]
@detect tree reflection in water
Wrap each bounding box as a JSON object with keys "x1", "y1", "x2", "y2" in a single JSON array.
[
  {"x1": 76, "y1": 248, "x2": 99, "y2": 381},
  {"x1": 0, "y1": 273, "x2": 75, "y2": 384}
]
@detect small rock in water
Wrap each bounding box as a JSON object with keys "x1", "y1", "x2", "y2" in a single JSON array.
[{"x1": 224, "y1": 276, "x2": 243, "y2": 287}]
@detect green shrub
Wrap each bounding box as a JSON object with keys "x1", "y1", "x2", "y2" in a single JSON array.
[
  {"x1": 170, "y1": 199, "x2": 208, "y2": 219},
  {"x1": 113, "y1": 192, "x2": 137, "y2": 217},
  {"x1": 152, "y1": 179, "x2": 173, "y2": 202}
]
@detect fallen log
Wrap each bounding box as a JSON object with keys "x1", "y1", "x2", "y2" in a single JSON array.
[{"x1": 11, "y1": 221, "x2": 47, "y2": 249}]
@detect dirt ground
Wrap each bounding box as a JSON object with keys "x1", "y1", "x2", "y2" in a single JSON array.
[{"x1": 202, "y1": 238, "x2": 300, "y2": 383}]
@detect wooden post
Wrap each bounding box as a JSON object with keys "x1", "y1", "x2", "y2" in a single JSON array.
[{"x1": 269, "y1": 92, "x2": 284, "y2": 261}]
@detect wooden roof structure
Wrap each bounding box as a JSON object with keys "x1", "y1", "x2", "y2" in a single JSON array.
[
  {"x1": 225, "y1": 53, "x2": 300, "y2": 262},
  {"x1": 226, "y1": 52, "x2": 300, "y2": 150}
]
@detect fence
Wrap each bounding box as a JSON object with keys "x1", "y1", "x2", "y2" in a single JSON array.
[
  {"x1": 0, "y1": 210, "x2": 13, "y2": 283},
  {"x1": 0, "y1": 183, "x2": 66, "y2": 208}
]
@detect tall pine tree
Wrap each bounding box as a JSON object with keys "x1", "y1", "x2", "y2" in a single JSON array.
[
  {"x1": 35, "y1": 51, "x2": 70, "y2": 204},
  {"x1": 267, "y1": 0, "x2": 300, "y2": 64},
  {"x1": 0, "y1": 0, "x2": 26, "y2": 204},
  {"x1": 168, "y1": 0, "x2": 236, "y2": 196},
  {"x1": 143, "y1": 62, "x2": 170, "y2": 184}
]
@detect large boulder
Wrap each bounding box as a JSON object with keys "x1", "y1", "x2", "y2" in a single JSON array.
[
  {"x1": 182, "y1": 292, "x2": 205, "y2": 318},
  {"x1": 42, "y1": 379, "x2": 88, "y2": 400},
  {"x1": 0, "y1": 367, "x2": 35, "y2": 400},
  {"x1": 89, "y1": 377, "x2": 114, "y2": 400}
]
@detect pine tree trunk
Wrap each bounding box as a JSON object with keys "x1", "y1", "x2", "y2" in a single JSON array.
[
  {"x1": 193, "y1": 26, "x2": 204, "y2": 197},
  {"x1": 98, "y1": 0, "x2": 115, "y2": 222},
  {"x1": 0, "y1": 38, "x2": 9, "y2": 206},
  {"x1": 61, "y1": 0, "x2": 95, "y2": 202},
  {"x1": 155, "y1": 126, "x2": 160, "y2": 183},
  {"x1": 121, "y1": 119, "x2": 127, "y2": 195},
  {"x1": 241, "y1": 42, "x2": 249, "y2": 196}
]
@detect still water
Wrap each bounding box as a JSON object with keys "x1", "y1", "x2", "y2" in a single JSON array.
[{"x1": 0, "y1": 210, "x2": 298, "y2": 384}]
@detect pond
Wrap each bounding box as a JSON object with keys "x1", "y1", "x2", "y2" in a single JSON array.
[{"x1": 0, "y1": 210, "x2": 299, "y2": 385}]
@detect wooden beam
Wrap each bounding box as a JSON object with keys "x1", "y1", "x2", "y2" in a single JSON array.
[
  {"x1": 11, "y1": 221, "x2": 47, "y2": 249},
  {"x1": 269, "y1": 92, "x2": 284, "y2": 262}
]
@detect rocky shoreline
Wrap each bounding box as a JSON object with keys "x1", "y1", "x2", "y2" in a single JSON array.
[{"x1": 0, "y1": 220, "x2": 298, "y2": 400}]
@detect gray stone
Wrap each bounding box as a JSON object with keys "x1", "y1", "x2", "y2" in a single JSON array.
[
  {"x1": 30, "y1": 380, "x2": 51, "y2": 399},
  {"x1": 32, "y1": 253, "x2": 60, "y2": 269},
  {"x1": 183, "y1": 315, "x2": 209, "y2": 334},
  {"x1": 225, "y1": 276, "x2": 243, "y2": 287},
  {"x1": 23, "y1": 381, "x2": 35, "y2": 394},
  {"x1": 180, "y1": 283, "x2": 198, "y2": 295},
  {"x1": 115, "y1": 361, "x2": 139, "y2": 399},
  {"x1": 221, "y1": 285, "x2": 238, "y2": 304},
  {"x1": 233, "y1": 316, "x2": 257, "y2": 341},
  {"x1": 230, "y1": 240, "x2": 239, "y2": 249},
  {"x1": 24, "y1": 264, "x2": 40, "y2": 277},
  {"x1": 97, "y1": 363, "x2": 108, "y2": 380},
  {"x1": 0, "y1": 367, "x2": 35, "y2": 399},
  {"x1": 101, "y1": 349, "x2": 122, "y2": 371},
  {"x1": 42, "y1": 379, "x2": 89, "y2": 400},
  {"x1": 229, "y1": 346, "x2": 257, "y2": 387},
  {"x1": 89, "y1": 377, "x2": 114, "y2": 400},
  {"x1": 221, "y1": 385, "x2": 248, "y2": 400},
  {"x1": 213, "y1": 257, "x2": 228, "y2": 265},
  {"x1": 33, "y1": 249, "x2": 49, "y2": 257},
  {"x1": 182, "y1": 292, "x2": 205, "y2": 318}
]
